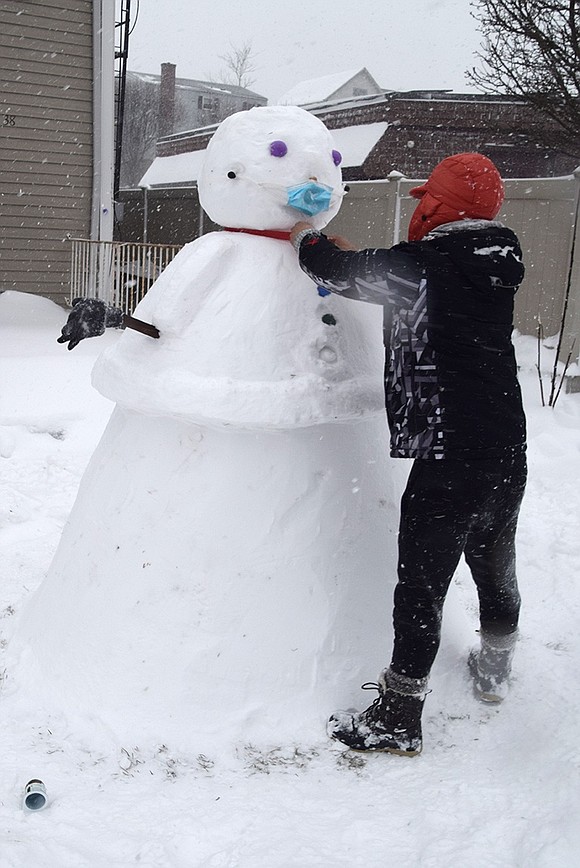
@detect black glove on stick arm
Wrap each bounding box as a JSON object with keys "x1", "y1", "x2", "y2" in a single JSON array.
[{"x1": 57, "y1": 298, "x2": 159, "y2": 350}]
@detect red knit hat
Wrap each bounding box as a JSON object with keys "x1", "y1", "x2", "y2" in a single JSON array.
[{"x1": 408, "y1": 153, "x2": 505, "y2": 241}]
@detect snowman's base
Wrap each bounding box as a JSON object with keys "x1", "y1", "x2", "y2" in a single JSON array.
[{"x1": 11, "y1": 407, "x2": 400, "y2": 752}]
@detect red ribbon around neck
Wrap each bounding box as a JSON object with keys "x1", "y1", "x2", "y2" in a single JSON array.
[{"x1": 222, "y1": 227, "x2": 292, "y2": 241}]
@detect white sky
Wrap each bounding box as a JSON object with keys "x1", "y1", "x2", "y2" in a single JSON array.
[{"x1": 126, "y1": 0, "x2": 485, "y2": 103}]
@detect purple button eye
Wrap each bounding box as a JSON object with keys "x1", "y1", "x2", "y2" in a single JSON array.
[
  {"x1": 270, "y1": 140, "x2": 288, "y2": 157},
  {"x1": 332, "y1": 149, "x2": 342, "y2": 166}
]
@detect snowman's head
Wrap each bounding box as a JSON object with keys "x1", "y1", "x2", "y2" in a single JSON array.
[{"x1": 198, "y1": 105, "x2": 344, "y2": 232}]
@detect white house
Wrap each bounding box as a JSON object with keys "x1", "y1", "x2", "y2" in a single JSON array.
[{"x1": 277, "y1": 68, "x2": 383, "y2": 107}]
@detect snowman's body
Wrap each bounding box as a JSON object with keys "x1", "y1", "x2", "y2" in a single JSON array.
[{"x1": 12, "y1": 107, "x2": 399, "y2": 752}]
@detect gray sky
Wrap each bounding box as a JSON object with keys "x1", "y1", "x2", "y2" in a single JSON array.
[{"x1": 127, "y1": 0, "x2": 485, "y2": 102}]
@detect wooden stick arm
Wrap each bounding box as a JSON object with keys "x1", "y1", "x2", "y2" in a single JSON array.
[{"x1": 122, "y1": 314, "x2": 160, "y2": 339}]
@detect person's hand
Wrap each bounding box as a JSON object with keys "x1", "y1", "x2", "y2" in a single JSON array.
[
  {"x1": 57, "y1": 298, "x2": 124, "y2": 350},
  {"x1": 326, "y1": 234, "x2": 357, "y2": 251},
  {"x1": 289, "y1": 221, "x2": 315, "y2": 245}
]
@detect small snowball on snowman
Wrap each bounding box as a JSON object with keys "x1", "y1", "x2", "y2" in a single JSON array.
[{"x1": 13, "y1": 106, "x2": 395, "y2": 753}]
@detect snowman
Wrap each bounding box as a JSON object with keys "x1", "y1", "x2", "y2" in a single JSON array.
[{"x1": 11, "y1": 106, "x2": 398, "y2": 753}]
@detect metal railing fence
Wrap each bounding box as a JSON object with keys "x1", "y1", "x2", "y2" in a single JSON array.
[{"x1": 70, "y1": 239, "x2": 182, "y2": 312}]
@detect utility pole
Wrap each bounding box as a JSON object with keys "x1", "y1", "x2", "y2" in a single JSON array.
[{"x1": 114, "y1": 0, "x2": 132, "y2": 204}]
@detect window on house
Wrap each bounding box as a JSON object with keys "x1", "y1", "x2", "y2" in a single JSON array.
[{"x1": 199, "y1": 96, "x2": 219, "y2": 111}]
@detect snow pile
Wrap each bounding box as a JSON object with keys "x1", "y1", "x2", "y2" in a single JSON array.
[{"x1": 1, "y1": 292, "x2": 580, "y2": 864}]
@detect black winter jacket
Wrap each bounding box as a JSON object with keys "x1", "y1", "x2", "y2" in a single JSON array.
[{"x1": 297, "y1": 220, "x2": 527, "y2": 460}]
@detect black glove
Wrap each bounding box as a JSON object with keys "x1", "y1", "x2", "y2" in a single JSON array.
[{"x1": 57, "y1": 298, "x2": 124, "y2": 350}]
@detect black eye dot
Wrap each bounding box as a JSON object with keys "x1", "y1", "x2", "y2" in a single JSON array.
[
  {"x1": 227, "y1": 171, "x2": 236, "y2": 179},
  {"x1": 322, "y1": 313, "x2": 337, "y2": 326}
]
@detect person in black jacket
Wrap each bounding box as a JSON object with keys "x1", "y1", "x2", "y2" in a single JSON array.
[{"x1": 290, "y1": 152, "x2": 527, "y2": 756}]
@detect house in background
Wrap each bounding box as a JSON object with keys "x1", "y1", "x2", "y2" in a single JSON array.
[
  {"x1": 133, "y1": 87, "x2": 578, "y2": 214},
  {"x1": 0, "y1": 0, "x2": 115, "y2": 305},
  {"x1": 119, "y1": 64, "x2": 267, "y2": 189},
  {"x1": 277, "y1": 68, "x2": 383, "y2": 106},
  {"x1": 137, "y1": 120, "x2": 390, "y2": 191},
  {"x1": 120, "y1": 65, "x2": 578, "y2": 250},
  {"x1": 118, "y1": 78, "x2": 577, "y2": 251},
  {"x1": 311, "y1": 90, "x2": 578, "y2": 180}
]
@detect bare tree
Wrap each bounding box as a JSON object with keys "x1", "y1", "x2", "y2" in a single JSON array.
[
  {"x1": 201, "y1": 41, "x2": 259, "y2": 125},
  {"x1": 468, "y1": 1, "x2": 580, "y2": 154},
  {"x1": 118, "y1": 75, "x2": 159, "y2": 188},
  {"x1": 214, "y1": 41, "x2": 257, "y2": 89}
]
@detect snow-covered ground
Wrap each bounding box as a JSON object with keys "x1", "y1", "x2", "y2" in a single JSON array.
[{"x1": 0, "y1": 289, "x2": 579, "y2": 867}]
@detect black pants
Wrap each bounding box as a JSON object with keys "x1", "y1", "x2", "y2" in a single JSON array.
[{"x1": 390, "y1": 452, "x2": 527, "y2": 680}]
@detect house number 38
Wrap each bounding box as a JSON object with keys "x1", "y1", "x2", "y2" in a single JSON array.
[{"x1": 3, "y1": 115, "x2": 16, "y2": 126}]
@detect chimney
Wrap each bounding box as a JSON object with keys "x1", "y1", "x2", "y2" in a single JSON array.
[{"x1": 158, "y1": 62, "x2": 176, "y2": 138}]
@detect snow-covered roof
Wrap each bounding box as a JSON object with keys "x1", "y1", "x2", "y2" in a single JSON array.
[
  {"x1": 333, "y1": 122, "x2": 388, "y2": 168},
  {"x1": 127, "y1": 70, "x2": 266, "y2": 100},
  {"x1": 278, "y1": 69, "x2": 363, "y2": 106},
  {"x1": 137, "y1": 122, "x2": 388, "y2": 188},
  {"x1": 139, "y1": 150, "x2": 207, "y2": 188}
]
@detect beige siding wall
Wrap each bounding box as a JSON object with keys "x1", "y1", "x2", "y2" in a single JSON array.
[{"x1": 0, "y1": 0, "x2": 93, "y2": 303}]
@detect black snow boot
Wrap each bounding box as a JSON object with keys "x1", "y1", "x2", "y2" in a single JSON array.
[
  {"x1": 468, "y1": 630, "x2": 518, "y2": 703},
  {"x1": 327, "y1": 668, "x2": 428, "y2": 756}
]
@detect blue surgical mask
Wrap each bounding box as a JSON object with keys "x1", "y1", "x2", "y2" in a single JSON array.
[{"x1": 287, "y1": 181, "x2": 333, "y2": 216}]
